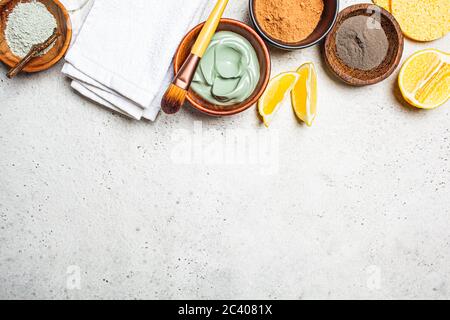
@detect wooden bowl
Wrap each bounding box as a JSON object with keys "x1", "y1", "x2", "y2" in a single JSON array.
[
  {"x1": 249, "y1": 0, "x2": 339, "y2": 50},
  {"x1": 323, "y1": 4, "x2": 404, "y2": 86},
  {"x1": 0, "y1": 0, "x2": 72, "y2": 73},
  {"x1": 174, "y1": 19, "x2": 271, "y2": 117}
]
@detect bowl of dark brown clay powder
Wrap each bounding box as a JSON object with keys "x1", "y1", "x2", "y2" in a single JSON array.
[{"x1": 323, "y1": 4, "x2": 404, "y2": 86}]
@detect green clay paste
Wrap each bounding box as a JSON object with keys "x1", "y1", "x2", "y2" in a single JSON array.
[{"x1": 191, "y1": 31, "x2": 261, "y2": 106}]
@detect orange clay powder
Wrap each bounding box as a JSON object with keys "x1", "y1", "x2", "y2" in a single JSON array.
[{"x1": 254, "y1": 0, "x2": 324, "y2": 43}]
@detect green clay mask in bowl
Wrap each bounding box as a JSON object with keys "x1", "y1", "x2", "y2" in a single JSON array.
[{"x1": 191, "y1": 31, "x2": 261, "y2": 106}]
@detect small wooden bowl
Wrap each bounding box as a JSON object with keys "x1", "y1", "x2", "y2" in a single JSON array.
[
  {"x1": 323, "y1": 4, "x2": 404, "y2": 86},
  {"x1": 174, "y1": 19, "x2": 271, "y2": 117},
  {"x1": 0, "y1": 0, "x2": 72, "y2": 73}
]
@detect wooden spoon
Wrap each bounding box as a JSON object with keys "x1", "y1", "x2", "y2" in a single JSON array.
[{"x1": 7, "y1": 29, "x2": 60, "y2": 78}]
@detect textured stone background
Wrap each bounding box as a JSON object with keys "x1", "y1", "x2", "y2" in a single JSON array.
[{"x1": 1, "y1": 0, "x2": 449, "y2": 299}]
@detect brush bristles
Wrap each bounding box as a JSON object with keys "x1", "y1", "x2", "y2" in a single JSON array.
[{"x1": 161, "y1": 84, "x2": 187, "y2": 114}]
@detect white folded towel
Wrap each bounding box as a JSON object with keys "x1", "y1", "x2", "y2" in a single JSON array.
[{"x1": 62, "y1": 0, "x2": 207, "y2": 120}]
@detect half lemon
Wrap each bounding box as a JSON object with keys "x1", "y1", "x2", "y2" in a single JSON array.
[{"x1": 398, "y1": 49, "x2": 450, "y2": 109}]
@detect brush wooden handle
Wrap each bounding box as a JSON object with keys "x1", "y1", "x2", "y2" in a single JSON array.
[{"x1": 191, "y1": 0, "x2": 229, "y2": 58}]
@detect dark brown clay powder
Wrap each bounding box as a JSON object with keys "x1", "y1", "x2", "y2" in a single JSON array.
[{"x1": 336, "y1": 15, "x2": 389, "y2": 71}]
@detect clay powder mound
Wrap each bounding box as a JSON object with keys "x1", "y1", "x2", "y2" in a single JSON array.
[
  {"x1": 254, "y1": 0, "x2": 324, "y2": 43},
  {"x1": 391, "y1": 0, "x2": 450, "y2": 42},
  {"x1": 372, "y1": 0, "x2": 391, "y2": 12}
]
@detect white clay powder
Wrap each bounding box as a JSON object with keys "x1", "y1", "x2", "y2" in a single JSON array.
[{"x1": 5, "y1": 0, "x2": 57, "y2": 58}]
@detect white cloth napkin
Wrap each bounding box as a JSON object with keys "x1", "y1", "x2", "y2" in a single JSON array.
[{"x1": 62, "y1": 0, "x2": 207, "y2": 120}]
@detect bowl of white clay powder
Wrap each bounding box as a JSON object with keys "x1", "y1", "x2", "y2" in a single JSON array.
[{"x1": 0, "y1": 0, "x2": 71, "y2": 73}]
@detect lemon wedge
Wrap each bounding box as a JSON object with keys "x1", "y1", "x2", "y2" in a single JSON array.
[
  {"x1": 398, "y1": 49, "x2": 450, "y2": 109},
  {"x1": 258, "y1": 72, "x2": 300, "y2": 127},
  {"x1": 291, "y1": 62, "x2": 318, "y2": 127}
]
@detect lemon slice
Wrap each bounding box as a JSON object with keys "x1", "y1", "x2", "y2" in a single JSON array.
[
  {"x1": 291, "y1": 62, "x2": 318, "y2": 127},
  {"x1": 258, "y1": 72, "x2": 300, "y2": 127},
  {"x1": 398, "y1": 49, "x2": 450, "y2": 109}
]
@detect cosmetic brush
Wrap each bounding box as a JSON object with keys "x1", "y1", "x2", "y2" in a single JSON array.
[{"x1": 161, "y1": 0, "x2": 229, "y2": 114}]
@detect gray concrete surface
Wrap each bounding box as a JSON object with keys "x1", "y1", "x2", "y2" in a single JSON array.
[{"x1": 1, "y1": 0, "x2": 449, "y2": 299}]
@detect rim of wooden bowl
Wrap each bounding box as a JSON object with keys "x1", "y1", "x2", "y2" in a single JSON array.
[
  {"x1": 174, "y1": 18, "x2": 271, "y2": 117},
  {"x1": 0, "y1": 0, "x2": 72, "y2": 73},
  {"x1": 323, "y1": 3, "x2": 404, "y2": 86}
]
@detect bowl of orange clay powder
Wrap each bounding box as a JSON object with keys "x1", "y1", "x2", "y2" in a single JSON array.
[{"x1": 249, "y1": 0, "x2": 339, "y2": 50}]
